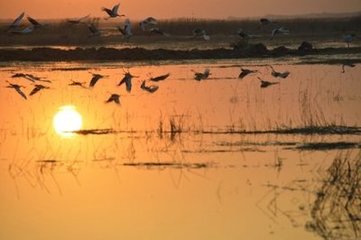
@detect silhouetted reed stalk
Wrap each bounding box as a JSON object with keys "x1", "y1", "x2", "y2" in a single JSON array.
[{"x1": 306, "y1": 151, "x2": 361, "y2": 239}]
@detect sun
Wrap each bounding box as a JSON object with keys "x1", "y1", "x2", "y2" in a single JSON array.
[{"x1": 53, "y1": 105, "x2": 83, "y2": 137}]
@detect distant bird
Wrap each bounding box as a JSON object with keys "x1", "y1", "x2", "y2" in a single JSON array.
[
  {"x1": 150, "y1": 73, "x2": 170, "y2": 82},
  {"x1": 139, "y1": 17, "x2": 157, "y2": 31},
  {"x1": 7, "y1": 12, "x2": 25, "y2": 31},
  {"x1": 11, "y1": 73, "x2": 48, "y2": 82},
  {"x1": 258, "y1": 77, "x2": 279, "y2": 88},
  {"x1": 140, "y1": 80, "x2": 159, "y2": 93},
  {"x1": 117, "y1": 19, "x2": 132, "y2": 39},
  {"x1": 29, "y1": 84, "x2": 49, "y2": 96},
  {"x1": 118, "y1": 71, "x2": 136, "y2": 92},
  {"x1": 271, "y1": 27, "x2": 289, "y2": 40},
  {"x1": 88, "y1": 23, "x2": 101, "y2": 37},
  {"x1": 105, "y1": 94, "x2": 121, "y2": 104},
  {"x1": 69, "y1": 80, "x2": 87, "y2": 88},
  {"x1": 89, "y1": 73, "x2": 104, "y2": 87},
  {"x1": 102, "y1": 3, "x2": 125, "y2": 19},
  {"x1": 27, "y1": 16, "x2": 42, "y2": 28},
  {"x1": 192, "y1": 28, "x2": 210, "y2": 41},
  {"x1": 11, "y1": 25, "x2": 34, "y2": 34},
  {"x1": 66, "y1": 14, "x2": 90, "y2": 25},
  {"x1": 5, "y1": 82, "x2": 27, "y2": 99},
  {"x1": 239, "y1": 68, "x2": 258, "y2": 79},
  {"x1": 342, "y1": 34, "x2": 356, "y2": 48},
  {"x1": 341, "y1": 62, "x2": 356, "y2": 73},
  {"x1": 268, "y1": 66, "x2": 290, "y2": 78},
  {"x1": 260, "y1": 18, "x2": 272, "y2": 25},
  {"x1": 194, "y1": 68, "x2": 211, "y2": 81}
]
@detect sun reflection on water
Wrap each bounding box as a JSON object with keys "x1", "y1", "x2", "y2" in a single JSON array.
[{"x1": 53, "y1": 105, "x2": 83, "y2": 137}]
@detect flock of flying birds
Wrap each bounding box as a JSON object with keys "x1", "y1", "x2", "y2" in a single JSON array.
[
  {"x1": 4, "y1": 65, "x2": 294, "y2": 104},
  {"x1": 4, "y1": 3, "x2": 357, "y2": 44}
]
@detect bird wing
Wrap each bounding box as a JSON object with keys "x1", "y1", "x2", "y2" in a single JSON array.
[
  {"x1": 14, "y1": 87, "x2": 27, "y2": 99},
  {"x1": 27, "y1": 17, "x2": 41, "y2": 26},
  {"x1": 102, "y1": 8, "x2": 113, "y2": 16},
  {"x1": 89, "y1": 75, "x2": 101, "y2": 87},
  {"x1": 29, "y1": 86, "x2": 41, "y2": 96},
  {"x1": 112, "y1": 4, "x2": 120, "y2": 15},
  {"x1": 10, "y1": 12, "x2": 25, "y2": 28}
]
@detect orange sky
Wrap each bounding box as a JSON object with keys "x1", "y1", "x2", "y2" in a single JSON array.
[{"x1": 0, "y1": 0, "x2": 360, "y2": 19}]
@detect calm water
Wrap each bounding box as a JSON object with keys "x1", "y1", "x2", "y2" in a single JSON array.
[{"x1": 0, "y1": 59, "x2": 360, "y2": 240}]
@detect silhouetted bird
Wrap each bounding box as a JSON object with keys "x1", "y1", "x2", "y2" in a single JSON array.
[
  {"x1": 258, "y1": 77, "x2": 279, "y2": 88},
  {"x1": 237, "y1": 29, "x2": 249, "y2": 39},
  {"x1": 89, "y1": 73, "x2": 104, "y2": 87},
  {"x1": 88, "y1": 23, "x2": 101, "y2": 37},
  {"x1": 118, "y1": 72, "x2": 136, "y2": 92},
  {"x1": 139, "y1": 17, "x2": 157, "y2": 31},
  {"x1": 271, "y1": 27, "x2": 289, "y2": 40},
  {"x1": 269, "y1": 66, "x2": 290, "y2": 78},
  {"x1": 11, "y1": 73, "x2": 49, "y2": 82},
  {"x1": 69, "y1": 80, "x2": 87, "y2": 88},
  {"x1": 66, "y1": 14, "x2": 90, "y2": 25},
  {"x1": 117, "y1": 19, "x2": 132, "y2": 39},
  {"x1": 29, "y1": 84, "x2": 49, "y2": 96},
  {"x1": 105, "y1": 94, "x2": 121, "y2": 104},
  {"x1": 239, "y1": 68, "x2": 258, "y2": 79},
  {"x1": 6, "y1": 82, "x2": 27, "y2": 99},
  {"x1": 140, "y1": 80, "x2": 159, "y2": 93},
  {"x1": 150, "y1": 73, "x2": 170, "y2": 82},
  {"x1": 102, "y1": 3, "x2": 125, "y2": 19},
  {"x1": 194, "y1": 68, "x2": 211, "y2": 81}
]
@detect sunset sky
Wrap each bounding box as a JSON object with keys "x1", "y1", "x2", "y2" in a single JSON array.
[{"x1": 0, "y1": 0, "x2": 360, "y2": 19}]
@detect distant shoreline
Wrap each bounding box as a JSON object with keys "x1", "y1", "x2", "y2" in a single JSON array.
[{"x1": 0, "y1": 46, "x2": 360, "y2": 62}]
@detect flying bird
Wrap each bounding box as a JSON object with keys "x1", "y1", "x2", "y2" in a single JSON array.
[
  {"x1": 7, "y1": 12, "x2": 25, "y2": 31},
  {"x1": 88, "y1": 23, "x2": 101, "y2": 37},
  {"x1": 271, "y1": 27, "x2": 289, "y2": 40},
  {"x1": 117, "y1": 19, "x2": 132, "y2": 39},
  {"x1": 194, "y1": 68, "x2": 211, "y2": 81},
  {"x1": 269, "y1": 66, "x2": 290, "y2": 78},
  {"x1": 105, "y1": 94, "x2": 121, "y2": 104},
  {"x1": 150, "y1": 73, "x2": 170, "y2": 82},
  {"x1": 258, "y1": 77, "x2": 279, "y2": 88},
  {"x1": 5, "y1": 82, "x2": 27, "y2": 99},
  {"x1": 118, "y1": 71, "x2": 137, "y2": 92},
  {"x1": 139, "y1": 17, "x2": 157, "y2": 31},
  {"x1": 89, "y1": 73, "x2": 104, "y2": 87},
  {"x1": 66, "y1": 14, "x2": 90, "y2": 25},
  {"x1": 102, "y1": 3, "x2": 125, "y2": 19},
  {"x1": 29, "y1": 84, "x2": 49, "y2": 96},
  {"x1": 69, "y1": 80, "x2": 87, "y2": 88},
  {"x1": 11, "y1": 73, "x2": 50, "y2": 82},
  {"x1": 140, "y1": 80, "x2": 159, "y2": 93},
  {"x1": 239, "y1": 68, "x2": 258, "y2": 79}
]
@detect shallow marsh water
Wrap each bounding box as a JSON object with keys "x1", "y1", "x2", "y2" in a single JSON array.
[{"x1": 0, "y1": 59, "x2": 360, "y2": 240}]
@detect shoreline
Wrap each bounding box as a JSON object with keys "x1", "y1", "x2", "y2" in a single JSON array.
[{"x1": 0, "y1": 45, "x2": 360, "y2": 62}]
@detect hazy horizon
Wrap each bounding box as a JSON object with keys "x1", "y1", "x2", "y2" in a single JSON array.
[{"x1": 0, "y1": 0, "x2": 360, "y2": 20}]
